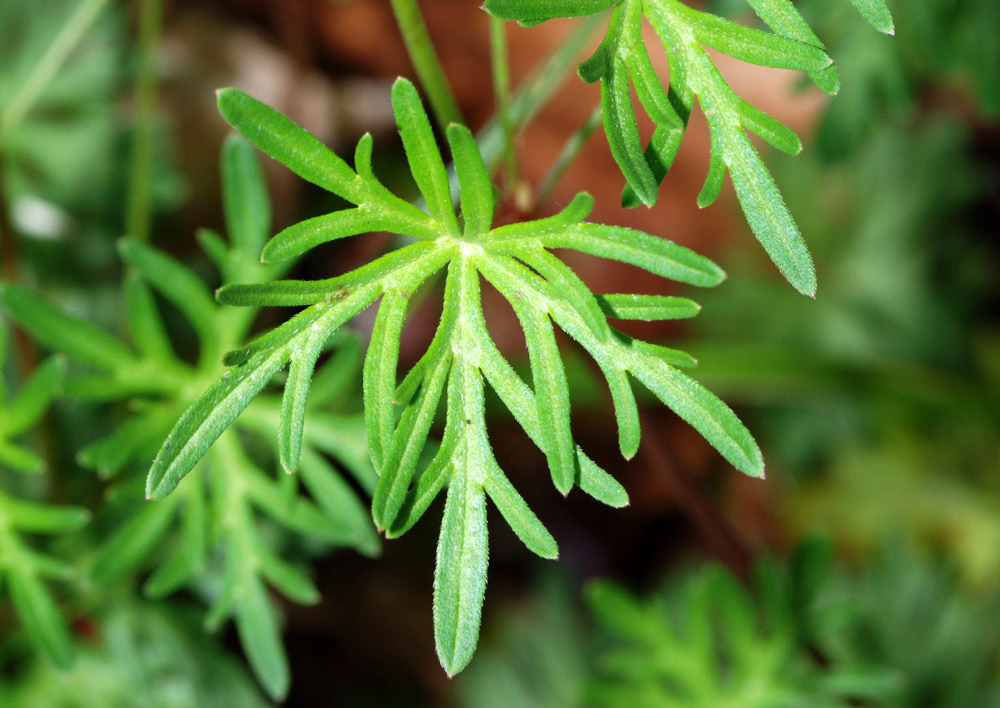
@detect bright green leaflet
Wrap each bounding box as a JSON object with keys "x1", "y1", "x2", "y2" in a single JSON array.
[
  {"x1": 0, "y1": 137, "x2": 376, "y2": 700},
  {"x1": 144, "y1": 76, "x2": 762, "y2": 675},
  {"x1": 485, "y1": 0, "x2": 895, "y2": 296}
]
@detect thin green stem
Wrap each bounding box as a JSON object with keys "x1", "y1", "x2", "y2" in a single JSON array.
[
  {"x1": 125, "y1": 0, "x2": 164, "y2": 243},
  {"x1": 489, "y1": 17, "x2": 517, "y2": 194},
  {"x1": 537, "y1": 105, "x2": 602, "y2": 207},
  {"x1": 0, "y1": 0, "x2": 111, "y2": 141},
  {"x1": 389, "y1": 0, "x2": 464, "y2": 132},
  {"x1": 476, "y1": 13, "x2": 605, "y2": 175}
]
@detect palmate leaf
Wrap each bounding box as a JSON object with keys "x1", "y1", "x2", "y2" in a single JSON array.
[
  {"x1": 1, "y1": 136, "x2": 377, "y2": 699},
  {"x1": 150, "y1": 77, "x2": 763, "y2": 674},
  {"x1": 485, "y1": 0, "x2": 893, "y2": 295}
]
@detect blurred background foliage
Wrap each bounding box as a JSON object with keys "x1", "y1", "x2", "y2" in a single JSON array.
[{"x1": 0, "y1": 0, "x2": 997, "y2": 705}]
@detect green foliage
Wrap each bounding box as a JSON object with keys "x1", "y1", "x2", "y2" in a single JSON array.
[
  {"x1": 457, "y1": 576, "x2": 590, "y2": 708},
  {"x1": 1, "y1": 137, "x2": 377, "y2": 699},
  {"x1": 0, "y1": 490, "x2": 89, "y2": 671},
  {"x1": 0, "y1": 333, "x2": 63, "y2": 475},
  {"x1": 0, "y1": 600, "x2": 269, "y2": 708},
  {"x1": 0, "y1": 0, "x2": 120, "y2": 203},
  {"x1": 144, "y1": 76, "x2": 762, "y2": 675},
  {"x1": 829, "y1": 545, "x2": 1000, "y2": 708},
  {"x1": 462, "y1": 545, "x2": 1000, "y2": 707},
  {"x1": 801, "y1": 0, "x2": 999, "y2": 159},
  {"x1": 689, "y1": 107, "x2": 999, "y2": 582},
  {"x1": 0, "y1": 328, "x2": 88, "y2": 669},
  {"x1": 586, "y1": 543, "x2": 897, "y2": 707},
  {"x1": 485, "y1": 0, "x2": 894, "y2": 295}
]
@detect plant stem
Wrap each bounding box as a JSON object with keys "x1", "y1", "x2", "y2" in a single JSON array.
[
  {"x1": 489, "y1": 17, "x2": 518, "y2": 194},
  {"x1": 389, "y1": 0, "x2": 464, "y2": 132},
  {"x1": 639, "y1": 410, "x2": 752, "y2": 580},
  {"x1": 0, "y1": 0, "x2": 111, "y2": 142},
  {"x1": 476, "y1": 14, "x2": 605, "y2": 176},
  {"x1": 536, "y1": 104, "x2": 602, "y2": 207},
  {"x1": 125, "y1": 0, "x2": 164, "y2": 243}
]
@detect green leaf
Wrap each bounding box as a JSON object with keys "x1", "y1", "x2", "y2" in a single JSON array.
[
  {"x1": 621, "y1": 125, "x2": 685, "y2": 208},
  {"x1": 516, "y1": 246, "x2": 610, "y2": 342},
  {"x1": 278, "y1": 324, "x2": 327, "y2": 474},
  {"x1": 601, "y1": 363, "x2": 640, "y2": 459},
  {"x1": 490, "y1": 192, "x2": 594, "y2": 241},
  {"x1": 392, "y1": 78, "x2": 460, "y2": 234},
  {"x1": 0, "y1": 355, "x2": 64, "y2": 436},
  {"x1": 144, "y1": 481, "x2": 206, "y2": 597},
  {"x1": 745, "y1": 0, "x2": 840, "y2": 95},
  {"x1": 0, "y1": 285, "x2": 136, "y2": 371},
  {"x1": 124, "y1": 273, "x2": 175, "y2": 364},
  {"x1": 577, "y1": 450, "x2": 629, "y2": 506},
  {"x1": 737, "y1": 99, "x2": 802, "y2": 156},
  {"x1": 146, "y1": 348, "x2": 290, "y2": 500},
  {"x1": 602, "y1": 54, "x2": 658, "y2": 206},
  {"x1": 7, "y1": 570, "x2": 74, "y2": 670},
  {"x1": 483, "y1": 465, "x2": 558, "y2": 559},
  {"x1": 629, "y1": 357, "x2": 763, "y2": 477},
  {"x1": 77, "y1": 409, "x2": 173, "y2": 477},
  {"x1": 847, "y1": 0, "x2": 895, "y2": 34},
  {"x1": 434, "y1": 461, "x2": 489, "y2": 676},
  {"x1": 373, "y1": 353, "x2": 451, "y2": 530},
  {"x1": 263, "y1": 209, "x2": 387, "y2": 263},
  {"x1": 629, "y1": 338, "x2": 698, "y2": 369},
  {"x1": 697, "y1": 137, "x2": 727, "y2": 209},
  {"x1": 90, "y1": 497, "x2": 178, "y2": 584},
  {"x1": 684, "y1": 9, "x2": 832, "y2": 72},
  {"x1": 222, "y1": 133, "x2": 271, "y2": 259},
  {"x1": 363, "y1": 289, "x2": 411, "y2": 472},
  {"x1": 722, "y1": 123, "x2": 817, "y2": 296},
  {"x1": 245, "y1": 462, "x2": 367, "y2": 546},
  {"x1": 299, "y1": 449, "x2": 380, "y2": 556},
  {"x1": 509, "y1": 299, "x2": 576, "y2": 494},
  {"x1": 540, "y1": 223, "x2": 726, "y2": 287},
  {"x1": 258, "y1": 551, "x2": 320, "y2": 605},
  {"x1": 120, "y1": 239, "x2": 220, "y2": 364},
  {"x1": 148, "y1": 288, "x2": 378, "y2": 499},
  {"x1": 0, "y1": 440, "x2": 43, "y2": 474},
  {"x1": 447, "y1": 123, "x2": 495, "y2": 238},
  {"x1": 197, "y1": 227, "x2": 232, "y2": 274},
  {"x1": 217, "y1": 87, "x2": 363, "y2": 203},
  {"x1": 0, "y1": 495, "x2": 90, "y2": 534},
  {"x1": 596, "y1": 293, "x2": 701, "y2": 321},
  {"x1": 386, "y1": 439, "x2": 456, "y2": 539},
  {"x1": 234, "y1": 572, "x2": 289, "y2": 701},
  {"x1": 137, "y1": 82, "x2": 766, "y2": 680}
]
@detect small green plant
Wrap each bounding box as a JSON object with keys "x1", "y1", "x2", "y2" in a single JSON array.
[
  {"x1": 1, "y1": 137, "x2": 376, "y2": 699},
  {"x1": 146, "y1": 77, "x2": 761, "y2": 675},
  {"x1": 12, "y1": 0, "x2": 973, "y2": 697}
]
